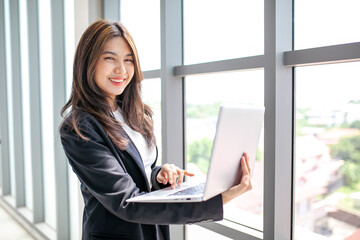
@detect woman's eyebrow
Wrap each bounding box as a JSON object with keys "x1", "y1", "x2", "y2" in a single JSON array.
[
  {"x1": 102, "y1": 51, "x2": 133, "y2": 57},
  {"x1": 102, "y1": 51, "x2": 117, "y2": 56}
]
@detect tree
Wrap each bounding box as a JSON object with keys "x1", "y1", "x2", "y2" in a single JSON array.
[
  {"x1": 330, "y1": 135, "x2": 360, "y2": 186},
  {"x1": 350, "y1": 120, "x2": 360, "y2": 130},
  {"x1": 186, "y1": 102, "x2": 221, "y2": 119},
  {"x1": 187, "y1": 138, "x2": 213, "y2": 173}
]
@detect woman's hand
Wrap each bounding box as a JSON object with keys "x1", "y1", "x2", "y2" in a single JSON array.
[
  {"x1": 221, "y1": 152, "x2": 252, "y2": 205},
  {"x1": 157, "y1": 164, "x2": 194, "y2": 189}
]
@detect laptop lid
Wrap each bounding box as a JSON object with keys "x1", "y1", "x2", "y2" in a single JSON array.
[{"x1": 202, "y1": 104, "x2": 264, "y2": 201}]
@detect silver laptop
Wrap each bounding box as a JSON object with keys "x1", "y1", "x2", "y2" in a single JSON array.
[{"x1": 127, "y1": 104, "x2": 265, "y2": 203}]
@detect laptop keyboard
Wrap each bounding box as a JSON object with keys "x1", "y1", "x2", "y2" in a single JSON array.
[{"x1": 169, "y1": 183, "x2": 206, "y2": 196}]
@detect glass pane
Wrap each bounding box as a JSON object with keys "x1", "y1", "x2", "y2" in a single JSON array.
[
  {"x1": 120, "y1": 0, "x2": 160, "y2": 71},
  {"x1": 295, "y1": 0, "x2": 360, "y2": 50},
  {"x1": 185, "y1": 70, "x2": 264, "y2": 231},
  {"x1": 294, "y1": 62, "x2": 360, "y2": 239},
  {"x1": 4, "y1": 0, "x2": 16, "y2": 197},
  {"x1": 64, "y1": 0, "x2": 81, "y2": 239},
  {"x1": 39, "y1": 0, "x2": 56, "y2": 229},
  {"x1": 184, "y1": 0, "x2": 264, "y2": 64},
  {"x1": 65, "y1": 0, "x2": 75, "y2": 99},
  {"x1": 141, "y1": 78, "x2": 162, "y2": 164}
]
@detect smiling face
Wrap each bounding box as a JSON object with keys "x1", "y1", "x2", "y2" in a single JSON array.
[{"x1": 94, "y1": 37, "x2": 135, "y2": 109}]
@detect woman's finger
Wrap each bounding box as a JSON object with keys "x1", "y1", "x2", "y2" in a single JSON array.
[
  {"x1": 241, "y1": 156, "x2": 250, "y2": 176},
  {"x1": 183, "y1": 170, "x2": 195, "y2": 177},
  {"x1": 240, "y1": 157, "x2": 252, "y2": 190},
  {"x1": 157, "y1": 164, "x2": 169, "y2": 184},
  {"x1": 244, "y1": 153, "x2": 251, "y2": 174},
  {"x1": 168, "y1": 170, "x2": 174, "y2": 185},
  {"x1": 164, "y1": 165, "x2": 174, "y2": 188},
  {"x1": 157, "y1": 164, "x2": 195, "y2": 187},
  {"x1": 177, "y1": 171, "x2": 184, "y2": 186},
  {"x1": 162, "y1": 171, "x2": 169, "y2": 184}
]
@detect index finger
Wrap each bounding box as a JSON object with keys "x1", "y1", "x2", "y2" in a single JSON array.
[{"x1": 183, "y1": 170, "x2": 195, "y2": 177}]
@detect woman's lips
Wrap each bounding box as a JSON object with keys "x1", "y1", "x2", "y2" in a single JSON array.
[
  {"x1": 109, "y1": 77, "x2": 126, "y2": 86},
  {"x1": 109, "y1": 77, "x2": 125, "y2": 83}
]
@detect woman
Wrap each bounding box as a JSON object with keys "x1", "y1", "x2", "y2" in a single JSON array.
[{"x1": 60, "y1": 19, "x2": 252, "y2": 240}]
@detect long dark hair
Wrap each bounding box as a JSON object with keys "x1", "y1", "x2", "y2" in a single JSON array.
[{"x1": 61, "y1": 19, "x2": 155, "y2": 150}]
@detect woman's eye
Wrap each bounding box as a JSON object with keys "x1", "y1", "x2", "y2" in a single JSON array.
[
  {"x1": 125, "y1": 59, "x2": 134, "y2": 63},
  {"x1": 104, "y1": 57, "x2": 115, "y2": 60}
]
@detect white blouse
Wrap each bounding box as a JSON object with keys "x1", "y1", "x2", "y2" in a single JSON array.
[{"x1": 113, "y1": 109, "x2": 156, "y2": 188}]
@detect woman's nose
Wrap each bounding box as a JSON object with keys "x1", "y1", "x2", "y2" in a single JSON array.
[{"x1": 114, "y1": 64, "x2": 126, "y2": 74}]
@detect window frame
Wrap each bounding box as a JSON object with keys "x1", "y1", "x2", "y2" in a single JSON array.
[{"x1": 140, "y1": 0, "x2": 360, "y2": 239}]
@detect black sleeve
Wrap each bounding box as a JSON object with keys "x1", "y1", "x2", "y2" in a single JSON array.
[
  {"x1": 150, "y1": 146, "x2": 168, "y2": 191},
  {"x1": 60, "y1": 116, "x2": 223, "y2": 225},
  {"x1": 151, "y1": 166, "x2": 166, "y2": 190}
]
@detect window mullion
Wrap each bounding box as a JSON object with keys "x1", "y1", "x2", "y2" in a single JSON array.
[
  {"x1": 0, "y1": 0, "x2": 11, "y2": 196},
  {"x1": 173, "y1": 55, "x2": 265, "y2": 77},
  {"x1": 50, "y1": 0, "x2": 69, "y2": 238},
  {"x1": 160, "y1": 0, "x2": 184, "y2": 239},
  {"x1": 283, "y1": 42, "x2": 360, "y2": 67},
  {"x1": 264, "y1": 0, "x2": 294, "y2": 239}
]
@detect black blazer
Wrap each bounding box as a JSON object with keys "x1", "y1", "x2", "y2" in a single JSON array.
[{"x1": 60, "y1": 112, "x2": 223, "y2": 240}]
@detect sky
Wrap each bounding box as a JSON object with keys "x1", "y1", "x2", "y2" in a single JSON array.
[{"x1": 120, "y1": 0, "x2": 360, "y2": 108}]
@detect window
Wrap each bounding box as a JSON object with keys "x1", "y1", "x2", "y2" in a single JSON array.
[
  {"x1": 19, "y1": 0, "x2": 33, "y2": 211},
  {"x1": 141, "y1": 78, "x2": 162, "y2": 164},
  {"x1": 3, "y1": 0, "x2": 16, "y2": 198},
  {"x1": 294, "y1": 62, "x2": 360, "y2": 239},
  {"x1": 294, "y1": 0, "x2": 360, "y2": 49},
  {"x1": 39, "y1": 0, "x2": 56, "y2": 229},
  {"x1": 183, "y1": 0, "x2": 264, "y2": 64},
  {"x1": 120, "y1": 0, "x2": 160, "y2": 71},
  {"x1": 185, "y1": 70, "x2": 264, "y2": 232}
]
